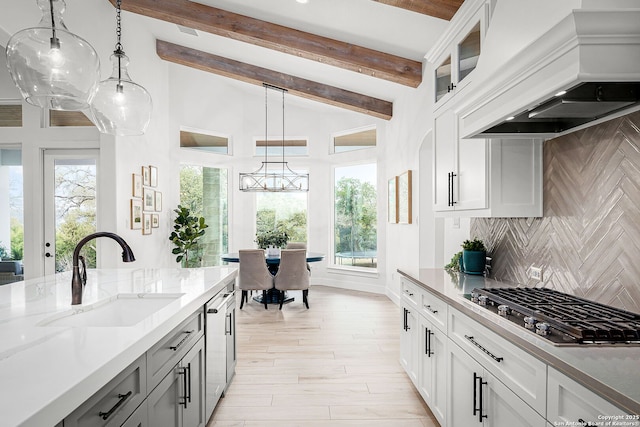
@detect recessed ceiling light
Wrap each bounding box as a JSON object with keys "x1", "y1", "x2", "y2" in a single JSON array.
[
  {"x1": 554, "y1": 90, "x2": 567, "y2": 97},
  {"x1": 296, "y1": 0, "x2": 308, "y2": 3},
  {"x1": 506, "y1": 116, "x2": 515, "y2": 121}
]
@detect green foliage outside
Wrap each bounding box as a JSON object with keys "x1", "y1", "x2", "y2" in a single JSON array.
[
  {"x1": 256, "y1": 192, "x2": 307, "y2": 244},
  {"x1": 10, "y1": 218, "x2": 23, "y2": 260},
  {"x1": 335, "y1": 177, "x2": 377, "y2": 257},
  {"x1": 255, "y1": 229, "x2": 289, "y2": 249}
]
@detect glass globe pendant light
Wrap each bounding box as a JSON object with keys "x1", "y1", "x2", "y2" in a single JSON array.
[
  {"x1": 90, "y1": 0, "x2": 152, "y2": 136},
  {"x1": 5, "y1": 0, "x2": 100, "y2": 110}
]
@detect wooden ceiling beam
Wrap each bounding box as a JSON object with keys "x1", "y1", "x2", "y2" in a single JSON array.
[
  {"x1": 372, "y1": 0, "x2": 464, "y2": 20},
  {"x1": 108, "y1": 0, "x2": 421, "y2": 87},
  {"x1": 156, "y1": 40, "x2": 393, "y2": 120}
]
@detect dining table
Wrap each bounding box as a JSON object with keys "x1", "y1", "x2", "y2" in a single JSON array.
[{"x1": 220, "y1": 251, "x2": 325, "y2": 304}]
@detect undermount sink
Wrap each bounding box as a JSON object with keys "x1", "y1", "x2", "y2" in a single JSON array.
[{"x1": 39, "y1": 293, "x2": 185, "y2": 327}]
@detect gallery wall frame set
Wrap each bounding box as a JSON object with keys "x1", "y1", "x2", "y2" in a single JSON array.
[
  {"x1": 388, "y1": 170, "x2": 412, "y2": 224},
  {"x1": 131, "y1": 165, "x2": 162, "y2": 234}
]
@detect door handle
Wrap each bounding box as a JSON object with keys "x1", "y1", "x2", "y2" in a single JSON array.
[{"x1": 451, "y1": 172, "x2": 457, "y2": 205}]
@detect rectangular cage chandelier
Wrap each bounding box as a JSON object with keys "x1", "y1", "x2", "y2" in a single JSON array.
[{"x1": 239, "y1": 84, "x2": 309, "y2": 192}]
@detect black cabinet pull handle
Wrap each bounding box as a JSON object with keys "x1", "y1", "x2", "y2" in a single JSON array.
[
  {"x1": 447, "y1": 172, "x2": 452, "y2": 206},
  {"x1": 405, "y1": 309, "x2": 410, "y2": 331},
  {"x1": 426, "y1": 329, "x2": 434, "y2": 357},
  {"x1": 424, "y1": 304, "x2": 438, "y2": 314},
  {"x1": 465, "y1": 335, "x2": 503, "y2": 362},
  {"x1": 478, "y1": 376, "x2": 487, "y2": 422},
  {"x1": 186, "y1": 363, "x2": 192, "y2": 404},
  {"x1": 180, "y1": 366, "x2": 189, "y2": 408},
  {"x1": 99, "y1": 391, "x2": 132, "y2": 420},
  {"x1": 451, "y1": 172, "x2": 457, "y2": 205},
  {"x1": 403, "y1": 308, "x2": 408, "y2": 331},
  {"x1": 473, "y1": 372, "x2": 479, "y2": 417},
  {"x1": 169, "y1": 330, "x2": 194, "y2": 351}
]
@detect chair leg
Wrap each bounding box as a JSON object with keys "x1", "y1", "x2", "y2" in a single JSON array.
[
  {"x1": 263, "y1": 290, "x2": 268, "y2": 309},
  {"x1": 279, "y1": 290, "x2": 285, "y2": 310},
  {"x1": 240, "y1": 290, "x2": 246, "y2": 309},
  {"x1": 303, "y1": 289, "x2": 309, "y2": 309}
]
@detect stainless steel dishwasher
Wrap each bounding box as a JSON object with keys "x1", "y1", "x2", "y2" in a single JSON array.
[{"x1": 205, "y1": 286, "x2": 236, "y2": 420}]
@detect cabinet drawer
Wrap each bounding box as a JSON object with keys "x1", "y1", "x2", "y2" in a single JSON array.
[
  {"x1": 547, "y1": 367, "x2": 628, "y2": 425},
  {"x1": 420, "y1": 289, "x2": 447, "y2": 332},
  {"x1": 121, "y1": 400, "x2": 148, "y2": 427},
  {"x1": 400, "y1": 278, "x2": 419, "y2": 309},
  {"x1": 147, "y1": 310, "x2": 204, "y2": 391},
  {"x1": 448, "y1": 307, "x2": 547, "y2": 416},
  {"x1": 64, "y1": 354, "x2": 147, "y2": 427}
]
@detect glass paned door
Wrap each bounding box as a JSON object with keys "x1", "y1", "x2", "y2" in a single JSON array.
[{"x1": 43, "y1": 150, "x2": 99, "y2": 274}]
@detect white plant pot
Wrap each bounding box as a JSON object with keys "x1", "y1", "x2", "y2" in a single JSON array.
[{"x1": 266, "y1": 246, "x2": 280, "y2": 257}]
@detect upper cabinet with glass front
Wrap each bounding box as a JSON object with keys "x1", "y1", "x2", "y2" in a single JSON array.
[{"x1": 429, "y1": 0, "x2": 491, "y2": 108}]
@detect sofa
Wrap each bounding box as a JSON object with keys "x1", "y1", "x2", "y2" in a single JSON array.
[{"x1": 0, "y1": 261, "x2": 24, "y2": 285}]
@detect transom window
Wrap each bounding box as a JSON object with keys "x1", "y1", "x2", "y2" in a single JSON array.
[
  {"x1": 332, "y1": 126, "x2": 376, "y2": 153},
  {"x1": 180, "y1": 130, "x2": 230, "y2": 155},
  {"x1": 255, "y1": 138, "x2": 308, "y2": 156}
]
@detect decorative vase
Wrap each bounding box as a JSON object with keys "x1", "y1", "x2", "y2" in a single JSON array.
[
  {"x1": 462, "y1": 250, "x2": 485, "y2": 275},
  {"x1": 266, "y1": 245, "x2": 280, "y2": 257}
]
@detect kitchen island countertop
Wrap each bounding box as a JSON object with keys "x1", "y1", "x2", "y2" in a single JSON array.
[
  {"x1": 398, "y1": 268, "x2": 640, "y2": 416},
  {"x1": 0, "y1": 266, "x2": 237, "y2": 427}
]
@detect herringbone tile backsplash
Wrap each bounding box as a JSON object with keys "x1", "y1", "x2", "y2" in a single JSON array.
[{"x1": 471, "y1": 110, "x2": 640, "y2": 313}]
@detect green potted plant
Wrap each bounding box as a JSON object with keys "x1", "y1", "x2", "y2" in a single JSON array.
[
  {"x1": 461, "y1": 238, "x2": 486, "y2": 275},
  {"x1": 255, "y1": 229, "x2": 289, "y2": 257},
  {"x1": 169, "y1": 205, "x2": 208, "y2": 267},
  {"x1": 444, "y1": 251, "x2": 463, "y2": 272}
]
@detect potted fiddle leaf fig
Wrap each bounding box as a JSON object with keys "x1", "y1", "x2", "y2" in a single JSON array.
[
  {"x1": 461, "y1": 238, "x2": 486, "y2": 275},
  {"x1": 169, "y1": 205, "x2": 208, "y2": 267}
]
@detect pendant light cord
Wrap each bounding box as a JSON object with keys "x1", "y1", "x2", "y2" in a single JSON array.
[
  {"x1": 49, "y1": 0, "x2": 59, "y2": 48},
  {"x1": 281, "y1": 89, "x2": 285, "y2": 178},
  {"x1": 115, "y1": 0, "x2": 123, "y2": 84}
]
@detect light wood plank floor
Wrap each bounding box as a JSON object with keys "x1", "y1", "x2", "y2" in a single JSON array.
[{"x1": 208, "y1": 285, "x2": 439, "y2": 427}]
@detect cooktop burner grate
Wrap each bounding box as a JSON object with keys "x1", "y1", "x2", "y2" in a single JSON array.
[{"x1": 469, "y1": 287, "x2": 640, "y2": 345}]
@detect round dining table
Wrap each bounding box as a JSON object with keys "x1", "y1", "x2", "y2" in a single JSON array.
[{"x1": 220, "y1": 251, "x2": 325, "y2": 304}]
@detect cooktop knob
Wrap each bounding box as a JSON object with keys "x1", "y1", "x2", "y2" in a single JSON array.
[
  {"x1": 536, "y1": 322, "x2": 551, "y2": 336},
  {"x1": 497, "y1": 305, "x2": 511, "y2": 317},
  {"x1": 524, "y1": 316, "x2": 537, "y2": 330}
]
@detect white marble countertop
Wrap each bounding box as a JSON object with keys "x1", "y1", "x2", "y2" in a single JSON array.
[
  {"x1": 0, "y1": 266, "x2": 237, "y2": 427},
  {"x1": 398, "y1": 268, "x2": 640, "y2": 415}
]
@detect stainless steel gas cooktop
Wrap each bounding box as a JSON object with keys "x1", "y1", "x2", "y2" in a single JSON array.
[{"x1": 467, "y1": 287, "x2": 640, "y2": 346}]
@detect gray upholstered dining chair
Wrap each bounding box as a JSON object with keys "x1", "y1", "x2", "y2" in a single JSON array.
[
  {"x1": 238, "y1": 249, "x2": 274, "y2": 309},
  {"x1": 286, "y1": 242, "x2": 310, "y2": 272},
  {"x1": 274, "y1": 249, "x2": 310, "y2": 309}
]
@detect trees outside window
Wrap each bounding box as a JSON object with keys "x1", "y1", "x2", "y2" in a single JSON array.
[
  {"x1": 256, "y1": 191, "x2": 307, "y2": 244},
  {"x1": 179, "y1": 165, "x2": 228, "y2": 266},
  {"x1": 334, "y1": 163, "x2": 377, "y2": 268}
]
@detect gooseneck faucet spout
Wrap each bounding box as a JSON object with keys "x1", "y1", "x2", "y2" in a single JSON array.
[{"x1": 71, "y1": 232, "x2": 136, "y2": 305}]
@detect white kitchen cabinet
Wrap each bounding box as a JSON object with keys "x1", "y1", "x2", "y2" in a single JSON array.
[
  {"x1": 418, "y1": 315, "x2": 447, "y2": 425},
  {"x1": 400, "y1": 304, "x2": 418, "y2": 384},
  {"x1": 447, "y1": 341, "x2": 546, "y2": 427},
  {"x1": 147, "y1": 336, "x2": 206, "y2": 427},
  {"x1": 433, "y1": 108, "x2": 543, "y2": 217},
  {"x1": 547, "y1": 367, "x2": 630, "y2": 426}
]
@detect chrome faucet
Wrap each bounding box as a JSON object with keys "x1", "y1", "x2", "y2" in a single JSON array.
[{"x1": 71, "y1": 232, "x2": 135, "y2": 305}]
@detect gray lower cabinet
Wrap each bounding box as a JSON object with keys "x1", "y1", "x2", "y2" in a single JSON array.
[
  {"x1": 63, "y1": 354, "x2": 147, "y2": 427},
  {"x1": 121, "y1": 401, "x2": 148, "y2": 427},
  {"x1": 147, "y1": 336, "x2": 206, "y2": 427}
]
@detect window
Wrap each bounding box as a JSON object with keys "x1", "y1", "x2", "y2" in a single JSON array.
[
  {"x1": 49, "y1": 110, "x2": 94, "y2": 127},
  {"x1": 332, "y1": 126, "x2": 376, "y2": 153},
  {"x1": 0, "y1": 148, "x2": 23, "y2": 280},
  {"x1": 0, "y1": 104, "x2": 22, "y2": 127},
  {"x1": 334, "y1": 163, "x2": 377, "y2": 269},
  {"x1": 256, "y1": 190, "x2": 307, "y2": 244},
  {"x1": 256, "y1": 138, "x2": 308, "y2": 156},
  {"x1": 180, "y1": 165, "x2": 228, "y2": 267},
  {"x1": 180, "y1": 130, "x2": 229, "y2": 155}
]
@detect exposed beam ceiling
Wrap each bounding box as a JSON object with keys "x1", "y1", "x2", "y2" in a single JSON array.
[
  {"x1": 372, "y1": 0, "x2": 464, "y2": 20},
  {"x1": 109, "y1": 0, "x2": 422, "y2": 87},
  {"x1": 157, "y1": 40, "x2": 394, "y2": 120}
]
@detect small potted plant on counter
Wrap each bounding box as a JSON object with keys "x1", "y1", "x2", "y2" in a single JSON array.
[
  {"x1": 461, "y1": 238, "x2": 486, "y2": 275},
  {"x1": 255, "y1": 229, "x2": 289, "y2": 257}
]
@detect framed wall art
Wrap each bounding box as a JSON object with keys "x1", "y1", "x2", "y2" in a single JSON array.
[
  {"x1": 154, "y1": 191, "x2": 162, "y2": 212},
  {"x1": 130, "y1": 199, "x2": 142, "y2": 230},
  {"x1": 143, "y1": 187, "x2": 155, "y2": 211},
  {"x1": 142, "y1": 166, "x2": 151, "y2": 186},
  {"x1": 152, "y1": 214, "x2": 159, "y2": 228},
  {"x1": 142, "y1": 213, "x2": 152, "y2": 235},
  {"x1": 149, "y1": 165, "x2": 158, "y2": 187},
  {"x1": 132, "y1": 174, "x2": 142, "y2": 198},
  {"x1": 388, "y1": 176, "x2": 398, "y2": 223},
  {"x1": 398, "y1": 170, "x2": 412, "y2": 224}
]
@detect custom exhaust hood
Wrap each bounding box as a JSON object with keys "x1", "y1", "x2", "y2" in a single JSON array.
[{"x1": 458, "y1": 8, "x2": 640, "y2": 139}]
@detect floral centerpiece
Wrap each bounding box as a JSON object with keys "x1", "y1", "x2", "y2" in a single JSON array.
[{"x1": 255, "y1": 230, "x2": 289, "y2": 257}]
